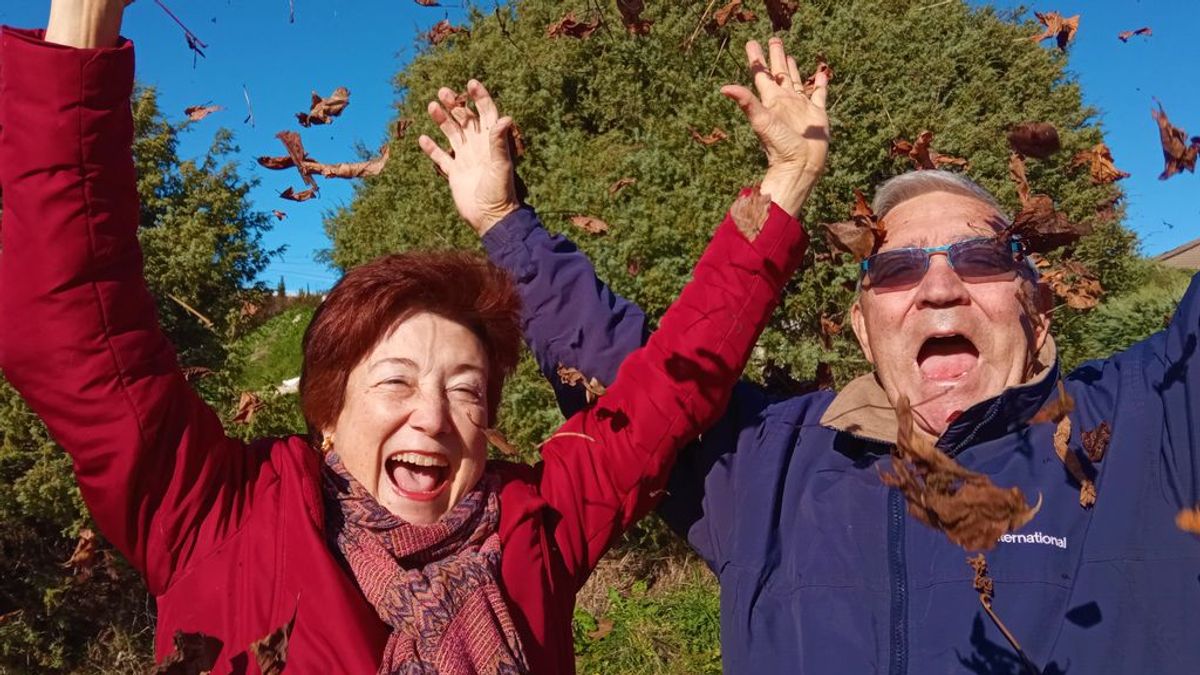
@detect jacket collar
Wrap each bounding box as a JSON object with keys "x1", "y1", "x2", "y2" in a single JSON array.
[{"x1": 819, "y1": 336, "x2": 1059, "y2": 457}]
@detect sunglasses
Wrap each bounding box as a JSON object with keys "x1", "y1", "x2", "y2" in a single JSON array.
[{"x1": 859, "y1": 236, "x2": 1024, "y2": 290}]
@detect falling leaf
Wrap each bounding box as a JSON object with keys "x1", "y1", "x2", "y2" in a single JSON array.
[
  {"x1": 232, "y1": 392, "x2": 265, "y2": 424},
  {"x1": 616, "y1": 0, "x2": 652, "y2": 34},
  {"x1": 257, "y1": 155, "x2": 298, "y2": 170},
  {"x1": 1081, "y1": 421, "x2": 1111, "y2": 462},
  {"x1": 1178, "y1": 507, "x2": 1200, "y2": 534},
  {"x1": 1007, "y1": 122, "x2": 1061, "y2": 159},
  {"x1": 62, "y1": 529, "x2": 99, "y2": 581},
  {"x1": 1007, "y1": 194, "x2": 1091, "y2": 253},
  {"x1": 570, "y1": 216, "x2": 610, "y2": 235},
  {"x1": 890, "y1": 131, "x2": 969, "y2": 171},
  {"x1": 509, "y1": 121, "x2": 527, "y2": 158},
  {"x1": 1117, "y1": 27, "x2": 1151, "y2": 42},
  {"x1": 272, "y1": 210, "x2": 287, "y2": 221},
  {"x1": 689, "y1": 126, "x2": 728, "y2": 146},
  {"x1": 275, "y1": 131, "x2": 319, "y2": 191},
  {"x1": 763, "y1": 0, "x2": 799, "y2": 32},
  {"x1": 181, "y1": 366, "x2": 215, "y2": 381},
  {"x1": 627, "y1": 258, "x2": 641, "y2": 276},
  {"x1": 424, "y1": 19, "x2": 469, "y2": 45},
  {"x1": 709, "y1": 0, "x2": 757, "y2": 31},
  {"x1": 296, "y1": 87, "x2": 350, "y2": 128},
  {"x1": 879, "y1": 396, "x2": 1042, "y2": 552},
  {"x1": 557, "y1": 364, "x2": 607, "y2": 404},
  {"x1": 801, "y1": 59, "x2": 833, "y2": 98},
  {"x1": 547, "y1": 11, "x2": 602, "y2": 39},
  {"x1": 609, "y1": 177, "x2": 637, "y2": 195},
  {"x1": 413, "y1": 0, "x2": 440, "y2": 5},
  {"x1": 587, "y1": 618, "x2": 615, "y2": 640},
  {"x1": 1031, "y1": 11, "x2": 1080, "y2": 51},
  {"x1": 823, "y1": 189, "x2": 885, "y2": 261},
  {"x1": 183, "y1": 104, "x2": 221, "y2": 121},
  {"x1": 249, "y1": 608, "x2": 297, "y2": 675},
  {"x1": 1042, "y1": 260, "x2": 1103, "y2": 310},
  {"x1": 484, "y1": 426, "x2": 519, "y2": 455},
  {"x1": 1030, "y1": 380, "x2": 1074, "y2": 426},
  {"x1": 305, "y1": 145, "x2": 391, "y2": 179},
  {"x1": 395, "y1": 118, "x2": 414, "y2": 138},
  {"x1": 729, "y1": 186, "x2": 771, "y2": 240},
  {"x1": 151, "y1": 630, "x2": 222, "y2": 675},
  {"x1": 819, "y1": 314, "x2": 842, "y2": 350},
  {"x1": 1009, "y1": 153, "x2": 1031, "y2": 206},
  {"x1": 280, "y1": 186, "x2": 318, "y2": 202},
  {"x1": 1151, "y1": 100, "x2": 1200, "y2": 180},
  {"x1": 1070, "y1": 142, "x2": 1130, "y2": 184}
]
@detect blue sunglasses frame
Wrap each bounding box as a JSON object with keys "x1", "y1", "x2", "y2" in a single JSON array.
[{"x1": 858, "y1": 236, "x2": 1025, "y2": 288}]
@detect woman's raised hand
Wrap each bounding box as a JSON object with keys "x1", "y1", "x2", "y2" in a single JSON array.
[
  {"x1": 45, "y1": 0, "x2": 132, "y2": 49},
  {"x1": 419, "y1": 80, "x2": 520, "y2": 236},
  {"x1": 722, "y1": 37, "x2": 830, "y2": 218}
]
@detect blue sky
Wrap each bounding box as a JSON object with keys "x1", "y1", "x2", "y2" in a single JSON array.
[{"x1": 2, "y1": 1, "x2": 1196, "y2": 292}]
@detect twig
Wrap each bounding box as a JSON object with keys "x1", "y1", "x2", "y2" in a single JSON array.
[
  {"x1": 708, "y1": 35, "x2": 730, "y2": 80},
  {"x1": 167, "y1": 293, "x2": 215, "y2": 331},
  {"x1": 684, "y1": 0, "x2": 719, "y2": 52},
  {"x1": 288, "y1": 0, "x2": 295, "y2": 23},
  {"x1": 915, "y1": 0, "x2": 956, "y2": 10},
  {"x1": 153, "y1": 0, "x2": 208, "y2": 59},
  {"x1": 536, "y1": 432, "x2": 597, "y2": 449}
]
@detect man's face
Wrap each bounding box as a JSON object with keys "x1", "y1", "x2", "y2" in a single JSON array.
[{"x1": 850, "y1": 190, "x2": 1049, "y2": 437}]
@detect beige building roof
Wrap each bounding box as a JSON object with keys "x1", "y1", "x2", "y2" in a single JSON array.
[{"x1": 1156, "y1": 236, "x2": 1200, "y2": 270}]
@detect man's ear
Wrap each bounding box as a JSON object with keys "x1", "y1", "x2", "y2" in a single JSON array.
[{"x1": 850, "y1": 297, "x2": 875, "y2": 365}]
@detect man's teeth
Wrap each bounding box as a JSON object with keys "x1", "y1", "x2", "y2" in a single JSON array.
[{"x1": 390, "y1": 452, "x2": 448, "y2": 468}]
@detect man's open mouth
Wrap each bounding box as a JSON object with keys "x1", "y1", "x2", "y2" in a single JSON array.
[
  {"x1": 385, "y1": 451, "x2": 450, "y2": 501},
  {"x1": 917, "y1": 334, "x2": 980, "y2": 382}
]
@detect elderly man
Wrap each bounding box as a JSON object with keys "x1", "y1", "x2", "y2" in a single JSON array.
[{"x1": 476, "y1": 159, "x2": 1200, "y2": 671}]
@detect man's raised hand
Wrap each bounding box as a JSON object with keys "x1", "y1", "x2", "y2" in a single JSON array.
[
  {"x1": 419, "y1": 80, "x2": 520, "y2": 236},
  {"x1": 723, "y1": 37, "x2": 830, "y2": 217}
]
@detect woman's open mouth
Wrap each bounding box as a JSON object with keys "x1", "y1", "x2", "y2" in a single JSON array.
[
  {"x1": 916, "y1": 334, "x2": 980, "y2": 382},
  {"x1": 385, "y1": 451, "x2": 451, "y2": 501}
]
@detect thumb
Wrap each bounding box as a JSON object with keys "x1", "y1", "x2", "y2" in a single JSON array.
[{"x1": 721, "y1": 85, "x2": 768, "y2": 130}]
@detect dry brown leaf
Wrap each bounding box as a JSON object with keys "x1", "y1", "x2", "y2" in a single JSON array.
[
  {"x1": 967, "y1": 555, "x2": 1036, "y2": 670},
  {"x1": 547, "y1": 11, "x2": 602, "y2": 39},
  {"x1": 395, "y1": 118, "x2": 414, "y2": 138},
  {"x1": 152, "y1": 630, "x2": 222, "y2": 674},
  {"x1": 1008, "y1": 194, "x2": 1091, "y2": 253},
  {"x1": 1032, "y1": 11, "x2": 1080, "y2": 51},
  {"x1": 425, "y1": 19, "x2": 469, "y2": 45},
  {"x1": 272, "y1": 210, "x2": 287, "y2": 221},
  {"x1": 616, "y1": 0, "x2": 652, "y2": 35},
  {"x1": 1118, "y1": 27, "x2": 1152, "y2": 42},
  {"x1": 627, "y1": 258, "x2": 641, "y2": 276},
  {"x1": 413, "y1": 0, "x2": 440, "y2": 5},
  {"x1": 801, "y1": 60, "x2": 833, "y2": 98},
  {"x1": 232, "y1": 392, "x2": 265, "y2": 424},
  {"x1": 249, "y1": 608, "x2": 297, "y2": 675},
  {"x1": 587, "y1": 618, "x2": 615, "y2": 640},
  {"x1": 689, "y1": 126, "x2": 728, "y2": 146},
  {"x1": 1030, "y1": 379, "x2": 1074, "y2": 425},
  {"x1": 1052, "y1": 415, "x2": 1096, "y2": 508},
  {"x1": 1009, "y1": 153, "x2": 1031, "y2": 206},
  {"x1": 557, "y1": 364, "x2": 607, "y2": 404},
  {"x1": 1081, "y1": 421, "x2": 1111, "y2": 463},
  {"x1": 304, "y1": 145, "x2": 390, "y2": 179},
  {"x1": 763, "y1": 0, "x2": 799, "y2": 31},
  {"x1": 1042, "y1": 260, "x2": 1104, "y2": 310},
  {"x1": 819, "y1": 314, "x2": 842, "y2": 350},
  {"x1": 1151, "y1": 100, "x2": 1200, "y2": 180},
  {"x1": 296, "y1": 87, "x2": 350, "y2": 128},
  {"x1": 1070, "y1": 142, "x2": 1130, "y2": 184},
  {"x1": 570, "y1": 216, "x2": 610, "y2": 235},
  {"x1": 880, "y1": 396, "x2": 1042, "y2": 552},
  {"x1": 709, "y1": 0, "x2": 757, "y2": 31},
  {"x1": 482, "y1": 426, "x2": 519, "y2": 455},
  {"x1": 184, "y1": 104, "x2": 222, "y2": 121},
  {"x1": 1178, "y1": 507, "x2": 1200, "y2": 534},
  {"x1": 823, "y1": 189, "x2": 885, "y2": 261},
  {"x1": 729, "y1": 186, "x2": 771, "y2": 240},
  {"x1": 181, "y1": 366, "x2": 215, "y2": 382},
  {"x1": 609, "y1": 177, "x2": 637, "y2": 196},
  {"x1": 62, "y1": 529, "x2": 99, "y2": 581},
  {"x1": 275, "y1": 131, "x2": 319, "y2": 191},
  {"x1": 257, "y1": 155, "x2": 299, "y2": 170},
  {"x1": 891, "y1": 131, "x2": 969, "y2": 171},
  {"x1": 280, "y1": 186, "x2": 318, "y2": 202},
  {"x1": 1007, "y1": 122, "x2": 1061, "y2": 159}
]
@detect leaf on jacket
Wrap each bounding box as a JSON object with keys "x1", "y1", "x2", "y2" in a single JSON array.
[
  {"x1": 1041, "y1": 260, "x2": 1103, "y2": 310},
  {"x1": 184, "y1": 104, "x2": 222, "y2": 122},
  {"x1": 1081, "y1": 421, "x2": 1111, "y2": 462},
  {"x1": 547, "y1": 12, "x2": 602, "y2": 39},
  {"x1": 557, "y1": 364, "x2": 607, "y2": 404},
  {"x1": 1053, "y1": 414, "x2": 1096, "y2": 508},
  {"x1": 280, "y1": 186, "x2": 319, "y2": 202},
  {"x1": 1118, "y1": 27, "x2": 1152, "y2": 42},
  {"x1": 570, "y1": 216, "x2": 610, "y2": 235},
  {"x1": 1009, "y1": 153, "x2": 1031, "y2": 206},
  {"x1": 1007, "y1": 122, "x2": 1060, "y2": 159},
  {"x1": 880, "y1": 396, "x2": 1042, "y2": 552},
  {"x1": 890, "y1": 131, "x2": 969, "y2": 171},
  {"x1": 823, "y1": 189, "x2": 885, "y2": 262},
  {"x1": 232, "y1": 392, "x2": 266, "y2": 424},
  {"x1": 801, "y1": 59, "x2": 834, "y2": 98},
  {"x1": 249, "y1": 608, "x2": 297, "y2": 675},
  {"x1": 1151, "y1": 100, "x2": 1200, "y2": 180},
  {"x1": 616, "y1": 0, "x2": 652, "y2": 34},
  {"x1": 1031, "y1": 11, "x2": 1080, "y2": 51},
  {"x1": 609, "y1": 177, "x2": 637, "y2": 196},
  {"x1": 152, "y1": 630, "x2": 222, "y2": 675},
  {"x1": 424, "y1": 19, "x2": 469, "y2": 45},
  {"x1": 709, "y1": 0, "x2": 757, "y2": 31},
  {"x1": 763, "y1": 0, "x2": 799, "y2": 31},
  {"x1": 730, "y1": 185, "x2": 772, "y2": 240},
  {"x1": 1070, "y1": 143, "x2": 1130, "y2": 184},
  {"x1": 1007, "y1": 194, "x2": 1091, "y2": 253},
  {"x1": 272, "y1": 210, "x2": 288, "y2": 221},
  {"x1": 296, "y1": 87, "x2": 350, "y2": 128},
  {"x1": 689, "y1": 126, "x2": 728, "y2": 146},
  {"x1": 276, "y1": 131, "x2": 319, "y2": 190},
  {"x1": 1177, "y1": 507, "x2": 1200, "y2": 534}
]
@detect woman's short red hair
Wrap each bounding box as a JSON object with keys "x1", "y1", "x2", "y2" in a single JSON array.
[{"x1": 300, "y1": 250, "x2": 522, "y2": 438}]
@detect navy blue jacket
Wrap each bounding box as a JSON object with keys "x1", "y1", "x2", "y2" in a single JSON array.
[{"x1": 483, "y1": 206, "x2": 1200, "y2": 675}]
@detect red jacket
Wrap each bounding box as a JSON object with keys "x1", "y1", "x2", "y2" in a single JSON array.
[{"x1": 0, "y1": 28, "x2": 806, "y2": 673}]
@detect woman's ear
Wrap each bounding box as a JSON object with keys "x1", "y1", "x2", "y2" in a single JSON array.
[{"x1": 850, "y1": 298, "x2": 875, "y2": 365}]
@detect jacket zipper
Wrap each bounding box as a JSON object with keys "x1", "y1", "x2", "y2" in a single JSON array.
[{"x1": 887, "y1": 487, "x2": 908, "y2": 675}]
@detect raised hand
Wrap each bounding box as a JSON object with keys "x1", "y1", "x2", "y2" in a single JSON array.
[
  {"x1": 418, "y1": 80, "x2": 520, "y2": 236},
  {"x1": 722, "y1": 37, "x2": 830, "y2": 217},
  {"x1": 46, "y1": 0, "x2": 133, "y2": 49}
]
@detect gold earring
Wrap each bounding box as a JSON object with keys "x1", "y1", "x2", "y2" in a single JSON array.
[{"x1": 320, "y1": 435, "x2": 334, "y2": 453}]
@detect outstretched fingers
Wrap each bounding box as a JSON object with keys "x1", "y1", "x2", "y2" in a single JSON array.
[
  {"x1": 809, "y1": 67, "x2": 829, "y2": 109},
  {"x1": 470, "y1": 80, "x2": 500, "y2": 127},
  {"x1": 767, "y1": 37, "x2": 791, "y2": 88},
  {"x1": 721, "y1": 84, "x2": 768, "y2": 132},
  {"x1": 489, "y1": 116, "x2": 514, "y2": 165},
  {"x1": 418, "y1": 134, "x2": 454, "y2": 176},
  {"x1": 428, "y1": 98, "x2": 464, "y2": 149},
  {"x1": 744, "y1": 40, "x2": 776, "y2": 102}
]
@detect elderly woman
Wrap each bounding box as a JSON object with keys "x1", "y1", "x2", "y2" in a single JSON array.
[{"x1": 0, "y1": 1, "x2": 827, "y2": 673}]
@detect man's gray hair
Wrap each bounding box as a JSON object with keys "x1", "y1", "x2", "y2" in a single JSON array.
[{"x1": 871, "y1": 170, "x2": 1009, "y2": 224}]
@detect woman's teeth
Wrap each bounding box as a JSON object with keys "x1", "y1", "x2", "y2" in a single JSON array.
[{"x1": 389, "y1": 451, "x2": 448, "y2": 467}]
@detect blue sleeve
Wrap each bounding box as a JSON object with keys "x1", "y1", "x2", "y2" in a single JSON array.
[{"x1": 482, "y1": 206, "x2": 649, "y2": 418}]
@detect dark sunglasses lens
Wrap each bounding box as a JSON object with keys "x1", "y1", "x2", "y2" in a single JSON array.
[
  {"x1": 952, "y1": 239, "x2": 1016, "y2": 281},
  {"x1": 867, "y1": 249, "x2": 927, "y2": 288}
]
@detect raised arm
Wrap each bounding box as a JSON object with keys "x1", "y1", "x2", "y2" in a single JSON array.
[{"x1": 0, "y1": 5, "x2": 259, "y2": 594}]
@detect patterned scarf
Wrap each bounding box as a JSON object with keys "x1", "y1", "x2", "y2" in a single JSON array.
[{"x1": 322, "y1": 452, "x2": 528, "y2": 674}]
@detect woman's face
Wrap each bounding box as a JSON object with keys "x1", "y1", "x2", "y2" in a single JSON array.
[{"x1": 325, "y1": 311, "x2": 491, "y2": 524}]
